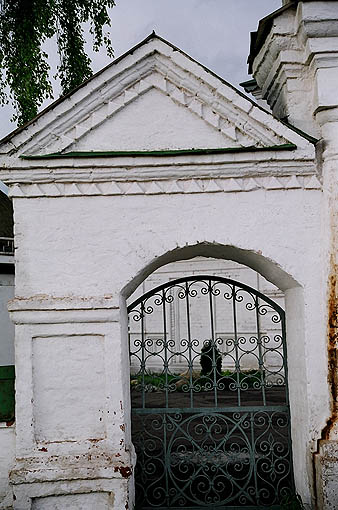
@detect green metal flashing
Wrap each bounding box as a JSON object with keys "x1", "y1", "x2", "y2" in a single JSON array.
[
  {"x1": 0, "y1": 365, "x2": 15, "y2": 422},
  {"x1": 21, "y1": 143, "x2": 297, "y2": 160}
]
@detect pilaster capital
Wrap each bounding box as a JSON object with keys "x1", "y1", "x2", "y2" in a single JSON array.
[{"x1": 8, "y1": 295, "x2": 120, "y2": 324}]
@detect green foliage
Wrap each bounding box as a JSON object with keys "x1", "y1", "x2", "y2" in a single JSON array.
[
  {"x1": 200, "y1": 340, "x2": 222, "y2": 377},
  {"x1": 130, "y1": 369, "x2": 264, "y2": 393},
  {"x1": 0, "y1": 0, "x2": 115, "y2": 125},
  {"x1": 280, "y1": 493, "x2": 305, "y2": 510},
  {"x1": 0, "y1": 365, "x2": 15, "y2": 422},
  {"x1": 131, "y1": 373, "x2": 178, "y2": 389}
]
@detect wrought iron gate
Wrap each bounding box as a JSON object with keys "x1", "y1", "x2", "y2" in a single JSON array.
[{"x1": 128, "y1": 275, "x2": 294, "y2": 509}]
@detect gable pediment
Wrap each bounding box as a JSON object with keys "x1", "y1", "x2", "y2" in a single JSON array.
[
  {"x1": 72, "y1": 87, "x2": 244, "y2": 152},
  {"x1": 0, "y1": 34, "x2": 315, "y2": 159}
]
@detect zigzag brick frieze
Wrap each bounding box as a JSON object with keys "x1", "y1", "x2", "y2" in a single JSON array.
[{"x1": 8, "y1": 175, "x2": 321, "y2": 198}]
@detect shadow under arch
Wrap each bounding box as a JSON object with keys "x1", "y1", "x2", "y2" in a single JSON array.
[{"x1": 120, "y1": 242, "x2": 312, "y2": 507}]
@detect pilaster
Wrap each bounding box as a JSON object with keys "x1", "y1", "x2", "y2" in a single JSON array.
[
  {"x1": 8, "y1": 296, "x2": 135, "y2": 509},
  {"x1": 250, "y1": 2, "x2": 338, "y2": 509}
]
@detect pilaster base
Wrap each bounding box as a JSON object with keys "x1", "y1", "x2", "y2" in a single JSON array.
[
  {"x1": 10, "y1": 452, "x2": 135, "y2": 510},
  {"x1": 315, "y1": 440, "x2": 338, "y2": 509}
]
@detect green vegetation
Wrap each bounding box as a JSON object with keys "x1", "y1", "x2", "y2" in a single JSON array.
[
  {"x1": 0, "y1": 0, "x2": 115, "y2": 125},
  {"x1": 0, "y1": 365, "x2": 15, "y2": 422},
  {"x1": 280, "y1": 493, "x2": 305, "y2": 510},
  {"x1": 130, "y1": 369, "x2": 264, "y2": 392},
  {"x1": 130, "y1": 372, "x2": 178, "y2": 390}
]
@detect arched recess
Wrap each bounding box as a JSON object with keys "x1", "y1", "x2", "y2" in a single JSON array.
[{"x1": 120, "y1": 242, "x2": 311, "y2": 506}]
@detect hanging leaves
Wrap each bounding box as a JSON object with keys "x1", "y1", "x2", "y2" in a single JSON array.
[{"x1": 0, "y1": 0, "x2": 115, "y2": 126}]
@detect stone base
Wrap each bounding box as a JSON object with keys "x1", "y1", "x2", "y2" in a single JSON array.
[
  {"x1": 13, "y1": 479, "x2": 129, "y2": 510},
  {"x1": 315, "y1": 440, "x2": 338, "y2": 509},
  {"x1": 10, "y1": 452, "x2": 135, "y2": 510}
]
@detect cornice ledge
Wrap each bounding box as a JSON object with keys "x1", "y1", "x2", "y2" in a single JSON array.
[
  {"x1": 4, "y1": 146, "x2": 315, "y2": 170},
  {"x1": 9, "y1": 294, "x2": 118, "y2": 311},
  {"x1": 8, "y1": 295, "x2": 120, "y2": 324}
]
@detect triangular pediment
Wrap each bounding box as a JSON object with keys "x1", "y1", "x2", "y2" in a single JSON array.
[
  {"x1": 0, "y1": 33, "x2": 315, "y2": 158},
  {"x1": 72, "y1": 87, "x2": 243, "y2": 152}
]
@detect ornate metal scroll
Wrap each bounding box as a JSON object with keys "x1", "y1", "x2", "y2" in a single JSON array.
[{"x1": 128, "y1": 275, "x2": 294, "y2": 509}]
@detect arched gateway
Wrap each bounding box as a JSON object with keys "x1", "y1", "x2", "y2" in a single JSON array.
[
  {"x1": 128, "y1": 275, "x2": 294, "y2": 508},
  {"x1": 0, "y1": 22, "x2": 331, "y2": 510}
]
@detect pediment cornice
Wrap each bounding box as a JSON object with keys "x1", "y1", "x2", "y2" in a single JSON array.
[{"x1": 0, "y1": 34, "x2": 315, "y2": 166}]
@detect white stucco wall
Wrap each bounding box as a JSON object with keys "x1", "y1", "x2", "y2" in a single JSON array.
[
  {"x1": 8, "y1": 181, "x2": 325, "y2": 507},
  {"x1": 13, "y1": 189, "x2": 320, "y2": 300}
]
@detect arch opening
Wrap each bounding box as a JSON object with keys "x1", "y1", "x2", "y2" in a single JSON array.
[
  {"x1": 120, "y1": 245, "x2": 310, "y2": 508},
  {"x1": 121, "y1": 243, "x2": 299, "y2": 302}
]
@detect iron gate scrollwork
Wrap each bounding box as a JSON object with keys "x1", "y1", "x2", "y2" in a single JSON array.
[{"x1": 128, "y1": 275, "x2": 295, "y2": 509}]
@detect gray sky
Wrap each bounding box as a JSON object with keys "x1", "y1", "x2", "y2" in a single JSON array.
[{"x1": 0, "y1": 0, "x2": 280, "y2": 139}]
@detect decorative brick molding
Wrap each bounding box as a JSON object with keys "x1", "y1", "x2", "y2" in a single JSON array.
[{"x1": 8, "y1": 174, "x2": 321, "y2": 198}]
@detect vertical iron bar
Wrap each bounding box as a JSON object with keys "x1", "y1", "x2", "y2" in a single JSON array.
[
  {"x1": 232, "y1": 286, "x2": 241, "y2": 406},
  {"x1": 250, "y1": 411, "x2": 259, "y2": 503},
  {"x1": 255, "y1": 296, "x2": 266, "y2": 406},
  {"x1": 141, "y1": 302, "x2": 146, "y2": 409},
  {"x1": 162, "y1": 289, "x2": 168, "y2": 409},
  {"x1": 185, "y1": 282, "x2": 193, "y2": 408},
  {"x1": 208, "y1": 279, "x2": 218, "y2": 407},
  {"x1": 162, "y1": 290, "x2": 170, "y2": 505},
  {"x1": 163, "y1": 413, "x2": 169, "y2": 506}
]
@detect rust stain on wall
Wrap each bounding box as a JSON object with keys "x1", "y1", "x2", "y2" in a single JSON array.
[
  {"x1": 322, "y1": 260, "x2": 338, "y2": 439},
  {"x1": 114, "y1": 465, "x2": 132, "y2": 478}
]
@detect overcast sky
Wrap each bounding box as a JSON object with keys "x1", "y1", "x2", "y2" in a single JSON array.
[{"x1": 0, "y1": 0, "x2": 280, "y2": 139}]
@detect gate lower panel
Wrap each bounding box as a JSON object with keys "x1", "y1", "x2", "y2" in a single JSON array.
[{"x1": 133, "y1": 407, "x2": 293, "y2": 509}]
